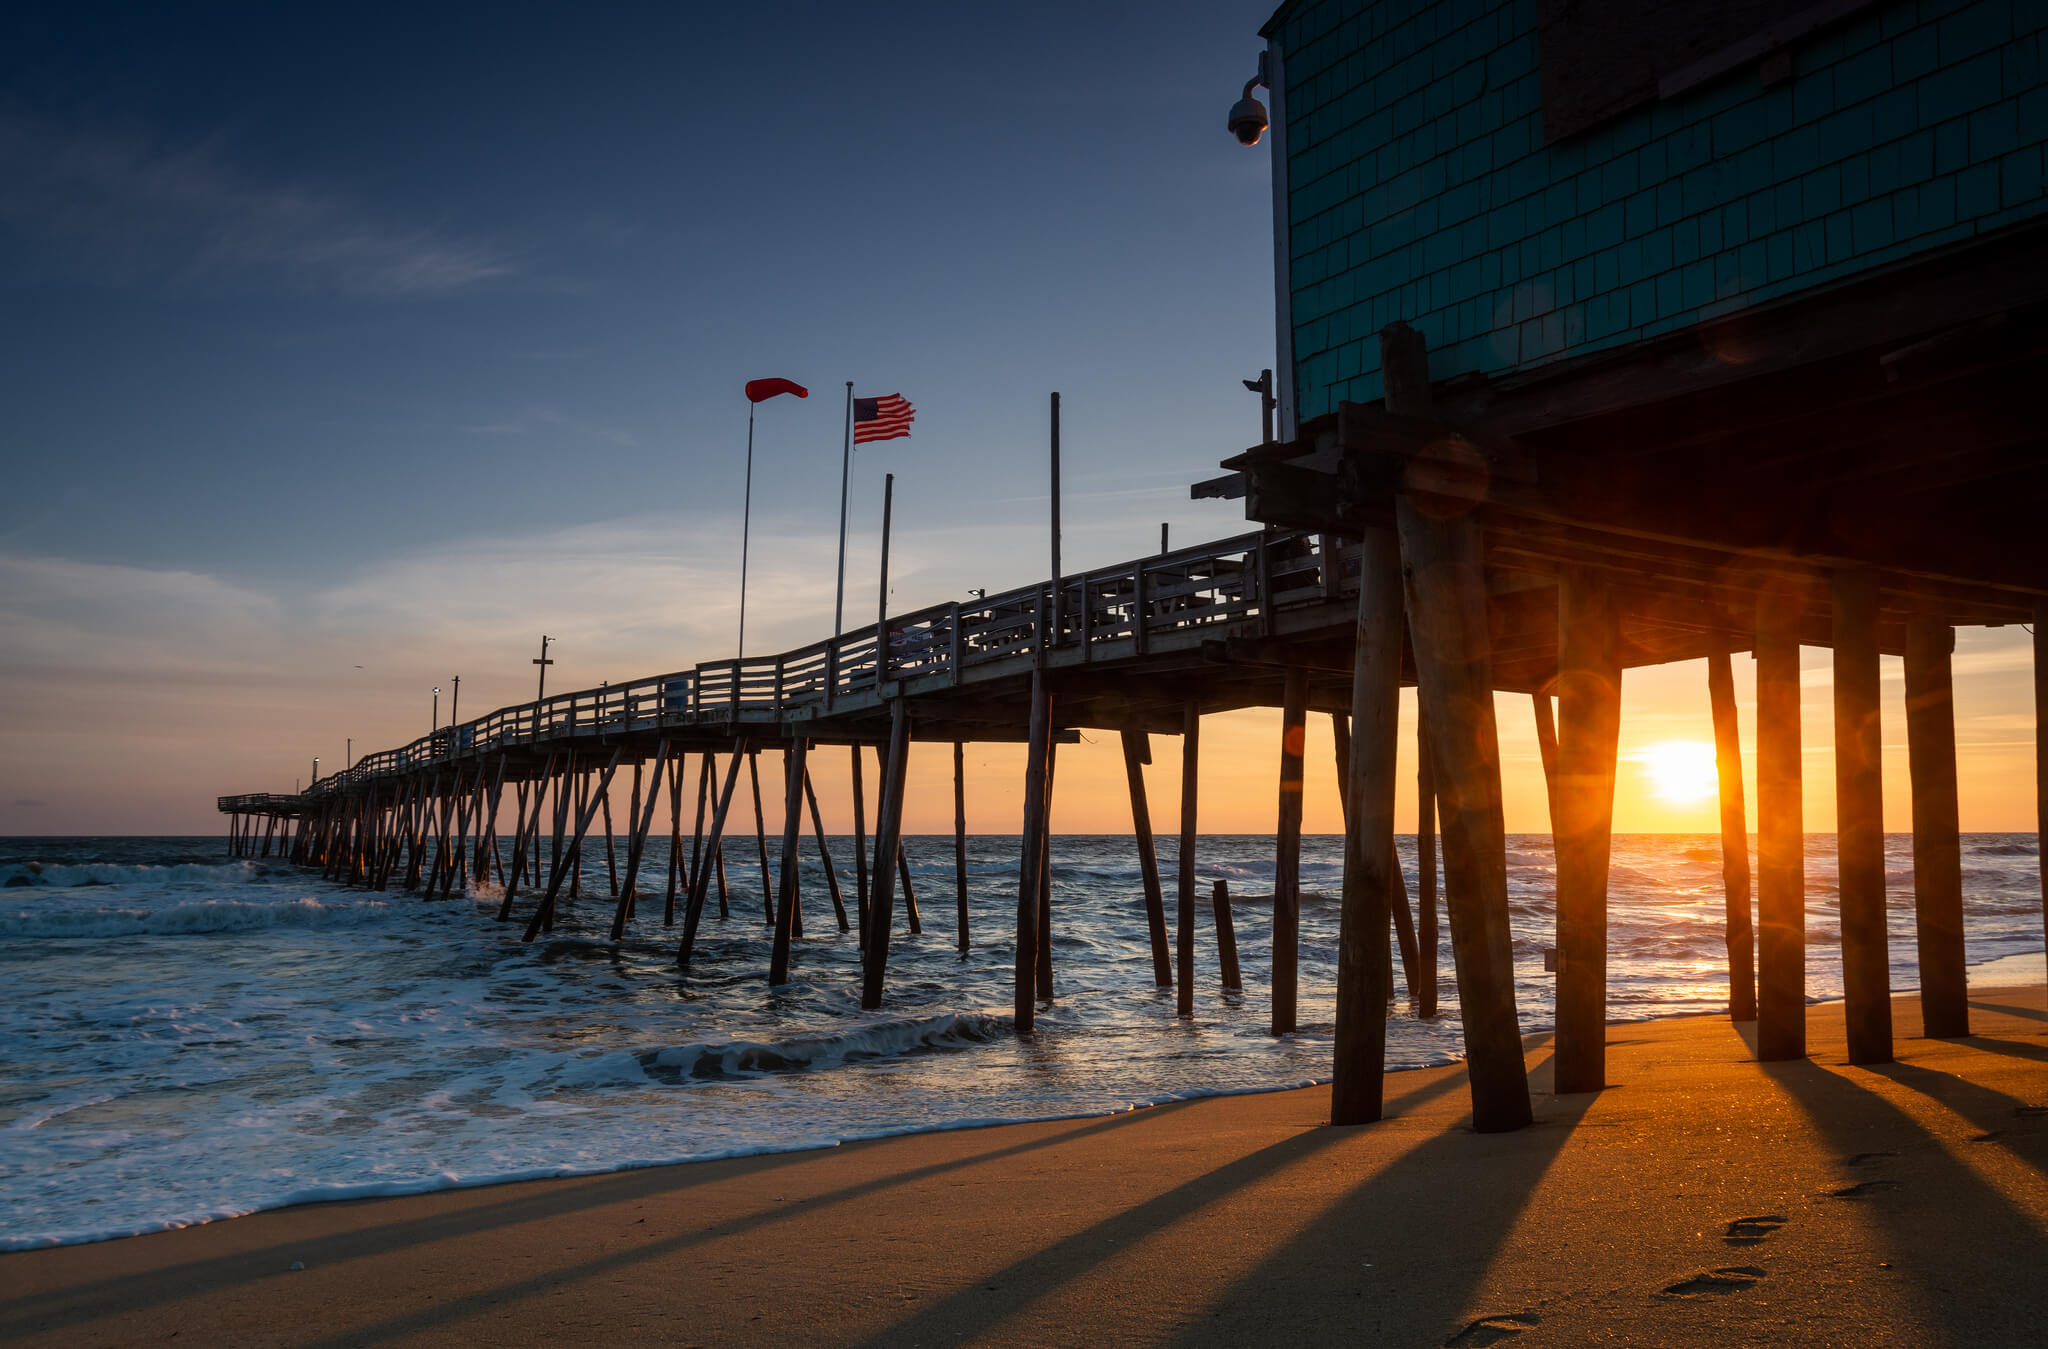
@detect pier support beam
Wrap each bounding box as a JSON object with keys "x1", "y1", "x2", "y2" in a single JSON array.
[
  {"x1": 1121, "y1": 727, "x2": 1173, "y2": 987},
  {"x1": 852, "y1": 745, "x2": 870, "y2": 946},
  {"x1": 1755, "y1": 585, "x2": 1807, "y2": 1061},
  {"x1": 1177, "y1": 700, "x2": 1200, "y2": 1019},
  {"x1": 1552, "y1": 566, "x2": 1622, "y2": 1095},
  {"x1": 678, "y1": 744, "x2": 747, "y2": 967},
  {"x1": 1332, "y1": 526, "x2": 1401, "y2": 1124},
  {"x1": 1416, "y1": 714, "x2": 1439, "y2": 1017},
  {"x1": 1832, "y1": 567, "x2": 1893, "y2": 1066},
  {"x1": 1382, "y1": 320, "x2": 1530, "y2": 1133},
  {"x1": 1273, "y1": 668, "x2": 1308, "y2": 1036},
  {"x1": 862, "y1": 702, "x2": 912, "y2": 1010},
  {"x1": 770, "y1": 736, "x2": 809, "y2": 985},
  {"x1": 953, "y1": 741, "x2": 969, "y2": 949},
  {"x1": 1707, "y1": 644, "x2": 1757, "y2": 1021},
  {"x1": 1905, "y1": 617, "x2": 1969, "y2": 1038},
  {"x1": 804, "y1": 765, "x2": 850, "y2": 932},
  {"x1": 1014, "y1": 672, "x2": 1053, "y2": 1029},
  {"x1": 1035, "y1": 741, "x2": 1056, "y2": 995},
  {"x1": 748, "y1": 751, "x2": 773, "y2": 925},
  {"x1": 524, "y1": 747, "x2": 623, "y2": 940}
]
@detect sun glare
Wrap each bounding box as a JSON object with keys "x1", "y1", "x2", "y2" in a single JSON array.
[{"x1": 1636, "y1": 740, "x2": 1721, "y2": 805}]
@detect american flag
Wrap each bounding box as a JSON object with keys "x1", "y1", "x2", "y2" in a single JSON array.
[{"x1": 853, "y1": 393, "x2": 915, "y2": 445}]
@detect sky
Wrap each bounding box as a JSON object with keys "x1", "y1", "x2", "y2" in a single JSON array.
[{"x1": 1, "y1": 1, "x2": 2038, "y2": 838}]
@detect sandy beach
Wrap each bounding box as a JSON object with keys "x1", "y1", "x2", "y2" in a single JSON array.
[{"x1": 4, "y1": 984, "x2": 2044, "y2": 1347}]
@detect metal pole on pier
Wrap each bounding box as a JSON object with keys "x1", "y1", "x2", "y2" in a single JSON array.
[
  {"x1": 876, "y1": 473, "x2": 895, "y2": 686},
  {"x1": 833, "y1": 381, "x2": 853, "y2": 640},
  {"x1": 451, "y1": 675, "x2": 460, "y2": 729},
  {"x1": 533, "y1": 635, "x2": 553, "y2": 701},
  {"x1": 432, "y1": 686, "x2": 439, "y2": 734},
  {"x1": 739, "y1": 400, "x2": 756, "y2": 660},
  {"x1": 1049, "y1": 392, "x2": 1062, "y2": 645}
]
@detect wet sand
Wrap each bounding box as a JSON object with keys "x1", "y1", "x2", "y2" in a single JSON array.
[{"x1": 5, "y1": 985, "x2": 2046, "y2": 1347}]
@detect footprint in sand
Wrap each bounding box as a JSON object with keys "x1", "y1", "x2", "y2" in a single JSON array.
[
  {"x1": 1722, "y1": 1214, "x2": 1787, "y2": 1247},
  {"x1": 1824, "y1": 1179, "x2": 1901, "y2": 1199},
  {"x1": 1443, "y1": 1311, "x2": 1542, "y2": 1346},
  {"x1": 1844, "y1": 1150, "x2": 1898, "y2": 1167},
  {"x1": 1661, "y1": 1266, "x2": 1768, "y2": 1297}
]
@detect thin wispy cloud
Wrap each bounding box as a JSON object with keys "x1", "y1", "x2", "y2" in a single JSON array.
[{"x1": 0, "y1": 115, "x2": 511, "y2": 297}]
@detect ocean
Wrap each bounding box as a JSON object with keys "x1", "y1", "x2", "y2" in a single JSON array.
[{"x1": 2, "y1": 831, "x2": 2041, "y2": 1250}]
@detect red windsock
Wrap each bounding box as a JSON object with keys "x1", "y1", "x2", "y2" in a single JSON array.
[{"x1": 745, "y1": 377, "x2": 809, "y2": 403}]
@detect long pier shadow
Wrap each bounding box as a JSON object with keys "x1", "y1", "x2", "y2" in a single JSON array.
[
  {"x1": 849, "y1": 1055, "x2": 1547, "y2": 1347},
  {"x1": 1760, "y1": 1057, "x2": 2048, "y2": 1341},
  {"x1": 0, "y1": 1106, "x2": 1183, "y2": 1344}
]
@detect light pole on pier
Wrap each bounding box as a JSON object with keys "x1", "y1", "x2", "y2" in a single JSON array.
[
  {"x1": 432, "y1": 686, "x2": 439, "y2": 733},
  {"x1": 346, "y1": 738, "x2": 352, "y2": 770},
  {"x1": 311, "y1": 756, "x2": 319, "y2": 787},
  {"x1": 534, "y1": 635, "x2": 553, "y2": 701},
  {"x1": 450, "y1": 675, "x2": 460, "y2": 727}
]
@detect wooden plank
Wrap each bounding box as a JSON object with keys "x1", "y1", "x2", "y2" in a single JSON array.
[
  {"x1": 1384, "y1": 321, "x2": 1532, "y2": 1134},
  {"x1": 1120, "y1": 727, "x2": 1173, "y2": 987},
  {"x1": 1905, "y1": 617, "x2": 1969, "y2": 1039},
  {"x1": 769, "y1": 736, "x2": 810, "y2": 985},
  {"x1": 1832, "y1": 567, "x2": 1893, "y2": 1066},
  {"x1": 1706, "y1": 646, "x2": 1756, "y2": 1021},
  {"x1": 1272, "y1": 667, "x2": 1308, "y2": 1037},
  {"x1": 1755, "y1": 584, "x2": 1807, "y2": 1061},
  {"x1": 1552, "y1": 565, "x2": 1622, "y2": 1095},
  {"x1": 1332, "y1": 526, "x2": 1401, "y2": 1124},
  {"x1": 861, "y1": 702, "x2": 913, "y2": 1010}
]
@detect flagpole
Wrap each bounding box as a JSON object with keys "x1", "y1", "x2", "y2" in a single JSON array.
[
  {"x1": 833, "y1": 381, "x2": 853, "y2": 639},
  {"x1": 739, "y1": 400, "x2": 755, "y2": 659}
]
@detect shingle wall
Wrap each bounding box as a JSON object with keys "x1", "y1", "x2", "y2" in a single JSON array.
[{"x1": 1273, "y1": 0, "x2": 2048, "y2": 418}]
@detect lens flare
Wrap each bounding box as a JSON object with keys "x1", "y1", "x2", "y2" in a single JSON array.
[{"x1": 1635, "y1": 740, "x2": 1721, "y2": 805}]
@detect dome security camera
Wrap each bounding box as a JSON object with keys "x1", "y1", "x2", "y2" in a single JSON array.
[{"x1": 1228, "y1": 90, "x2": 1268, "y2": 146}]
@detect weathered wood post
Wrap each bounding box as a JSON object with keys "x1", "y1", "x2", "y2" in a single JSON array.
[
  {"x1": 1273, "y1": 668, "x2": 1309, "y2": 1036},
  {"x1": 609, "y1": 740, "x2": 670, "y2": 940},
  {"x1": 663, "y1": 764, "x2": 684, "y2": 925},
  {"x1": 803, "y1": 766, "x2": 850, "y2": 932},
  {"x1": 1212, "y1": 879, "x2": 1242, "y2": 991},
  {"x1": 861, "y1": 701, "x2": 912, "y2": 1010},
  {"x1": 1332, "y1": 526, "x2": 1402, "y2": 1123},
  {"x1": 1832, "y1": 567, "x2": 1893, "y2": 1066},
  {"x1": 953, "y1": 740, "x2": 970, "y2": 949},
  {"x1": 1035, "y1": 740, "x2": 1057, "y2": 996},
  {"x1": 1177, "y1": 699, "x2": 1200, "y2": 1019},
  {"x1": 1381, "y1": 321, "x2": 1531, "y2": 1132},
  {"x1": 677, "y1": 743, "x2": 748, "y2": 966},
  {"x1": 1553, "y1": 566, "x2": 1622, "y2": 1095},
  {"x1": 524, "y1": 746, "x2": 624, "y2": 940},
  {"x1": 851, "y1": 743, "x2": 870, "y2": 946},
  {"x1": 1014, "y1": 672, "x2": 1053, "y2": 1029},
  {"x1": 1417, "y1": 715, "x2": 1439, "y2": 1016},
  {"x1": 878, "y1": 742, "x2": 923, "y2": 935},
  {"x1": 769, "y1": 736, "x2": 810, "y2": 985},
  {"x1": 1532, "y1": 688, "x2": 1560, "y2": 825},
  {"x1": 1334, "y1": 709, "x2": 1419, "y2": 992},
  {"x1": 1707, "y1": 644, "x2": 1757, "y2": 1021},
  {"x1": 747, "y1": 750, "x2": 774, "y2": 925},
  {"x1": 1121, "y1": 727, "x2": 1174, "y2": 987},
  {"x1": 1905, "y1": 615, "x2": 1968, "y2": 1038},
  {"x1": 1755, "y1": 584, "x2": 1807, "y2": 1061}
]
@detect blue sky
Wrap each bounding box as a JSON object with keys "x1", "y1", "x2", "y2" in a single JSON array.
[{"x1": 2, "y1": 2, "x2": 1299, "y2": 829}]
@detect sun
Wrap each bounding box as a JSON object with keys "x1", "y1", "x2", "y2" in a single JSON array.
[{"x1": 1635, "y1": 740, "x2": 1721, "y2": 805}]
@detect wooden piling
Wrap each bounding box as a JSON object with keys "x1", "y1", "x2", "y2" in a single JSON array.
[
  {"x1": 601, "y1": 774, "x2": 620, "y2": 898},
  {"x1": 1032, "y1": 740, "x2": 1056, "y2": 995},
  {"x1": 1273, "y1": 668, "x2": 1309, "y2": 1037},
  {"x1": 802, "y1": 765, "x2": 850, "y2": 932},
  {"x1": 1905, "y1": 616, "x2": 1969, "y2": 1038},
  {"x1": 678, "y1": 743, "x2": 748, "y2": 967},
  {"x1": 664, "y1": 762, "x2": 684, "y2": 925},
  {"x1": 1832, "y1": 567, "x2": 1893, "y2": 1066},
  {"x1": 1177, "y1": 700, "x2": 1199, "y2": 1019},
  {"x1": 1121, "y1": 727, "x2": 1174, "y2": 987},
  {"x1": 1014, "y1": 672, "x2": 1053, "y2": 1029},
  {"x1": 861, "y1": 702, "x2": 912, "y2": 1011},
  {"x1": 524, "y1": 746, "x2": 623, "y2": 940},
  {"x1": 1706, "y1": 645, "x2": 1757, "y2": 1021},
  {"x1": 609, "y1": 740, "x2": 669, "y2": 941},
  {"x1": 1334, "y1": 709, "x2": 1419, "y2": 995},
  {"x1": 1332, "y1": 526, "x2": 1401, "y2": 1123},
  {"x1": 1532, "y1": 688, "x2": 1560, "y2": 825},
  {"x1": 1212, "y1": 879, "x2": 1241, "y2": 991},
  {"x1": 953, "y1": 740, "x2": 970, "y2": 950},
  {"x1": 1382, "y1": 320, "x2": 1530, "y2": 1133},
  {"x1": 748, "y1": 750, "x2": 773, "y2": 925},
  {"x1": 769, "y1": 736, "x2": 810, "y2": 985},
  {"x1": 1416, "y1": 715, "x2": 1439, "y2": 1017},
  {"x1": 1552, "y1": 566, "x2": 1622, "y2": 1095},
  {"x1": 851, "y1": 743, "x2": 870, "y2": 945},
  {"x1": 1755, "y1": 585, "x2": 1807, "y2": 1061}
]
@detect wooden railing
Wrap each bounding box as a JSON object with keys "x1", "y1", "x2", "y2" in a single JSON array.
[{"x1": 227, "y1": 528, "x2": 1358, "y2": 808}]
